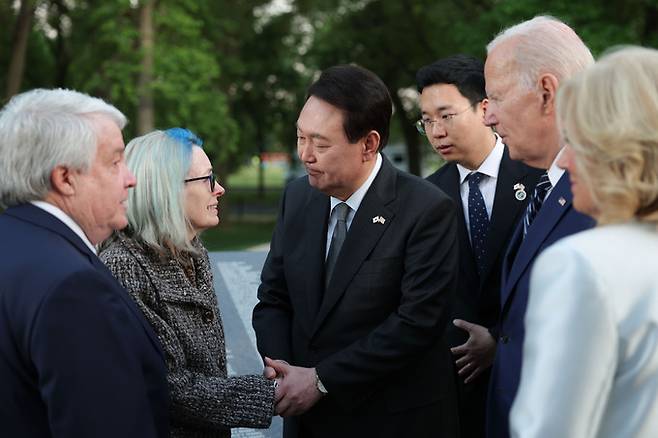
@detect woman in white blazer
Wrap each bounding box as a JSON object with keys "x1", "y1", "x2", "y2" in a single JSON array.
[{"x1": 510, "y1": 46, "x2": 658, "y2": 438}]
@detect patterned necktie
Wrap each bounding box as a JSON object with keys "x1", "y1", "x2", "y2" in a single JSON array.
[
  {"x1": 523, "y1": 172, "x2": 552, "y2": 237},
  {"x1": 468, "y1": 172, "x2": 490, "y2": 276},
  {"x1": 325, "y1": 202, "x2": 350, "y2": 288}
]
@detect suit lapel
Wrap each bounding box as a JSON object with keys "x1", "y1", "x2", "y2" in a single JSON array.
[
  {"x1": 311, "y1": 158, "x2": 396, "y2": 337},
  {"x1": 302, "y1": 190, "x2": 331, "y2": 323},
  {"x1": 481, "y1": 149, "x2": 529, "y2": 282},
  {"x1": 501, "y1": 219, "x2": 523, "y2": 302},
  {"x1": 502, "y1": 173, "x2": 573, "y2": 306},
  {"x1": 441, "y1": 164, "x2": 476, "y2": 280}
]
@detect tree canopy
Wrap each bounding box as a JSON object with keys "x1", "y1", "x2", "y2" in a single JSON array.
[{"x1": 3, "y1": 0, "x2": 657, "y2": 175}]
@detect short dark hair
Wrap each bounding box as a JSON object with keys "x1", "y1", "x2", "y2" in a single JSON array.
[
  {"x1": 416, "y1": 54, "x2": 486, "y2": 105},
  {"x1": 307, "y1": 64, "x2": 392, "y2": 149}
]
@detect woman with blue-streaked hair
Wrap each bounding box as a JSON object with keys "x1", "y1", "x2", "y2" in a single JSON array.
[{"x1": 100, "y1": 128, "x2": 275, "y2": 438}]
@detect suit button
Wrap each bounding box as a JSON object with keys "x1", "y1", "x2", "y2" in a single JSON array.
[
  {"x1": 202, "y1": 310, "x2": 214, "y2": 323},
  {"x1": 499, "y1": 335, "x2": 509, "y2": 344}
]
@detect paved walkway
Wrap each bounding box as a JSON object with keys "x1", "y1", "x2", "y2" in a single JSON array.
[
  {"x1": 210, "y1": 251, "x2": 282, "y2": 438},
  {"x1": 246, "y1": 243, "x2": 270, "y2": 252}
]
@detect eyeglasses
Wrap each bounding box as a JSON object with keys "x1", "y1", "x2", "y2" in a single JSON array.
[
  {"x1": 184, "y1": 174, "x2": 217, "y2": 191},
  {"x1": 415, "y1": 102, "x2": 478, "y2": 135}
]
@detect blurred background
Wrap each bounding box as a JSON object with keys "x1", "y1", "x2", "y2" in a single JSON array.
[{"x1": 3, "y1": 0, "x2": 657, "y2": 250}]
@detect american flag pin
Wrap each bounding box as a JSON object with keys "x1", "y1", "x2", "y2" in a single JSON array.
[{"x1": 558, "y1": 197, "x2": 566, "y2": 206}]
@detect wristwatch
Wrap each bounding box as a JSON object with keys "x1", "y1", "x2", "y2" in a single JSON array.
[{"x1": 315, "y1": 370, "x2": 328, "y2": 395}]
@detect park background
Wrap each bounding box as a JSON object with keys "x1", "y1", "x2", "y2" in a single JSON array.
[{"x1": 3, "y1": 0, "x2": 658, "y2": 250}]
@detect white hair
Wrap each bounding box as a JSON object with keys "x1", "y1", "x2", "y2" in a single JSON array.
[
  {"x1": 123, "y1": 130, "x2": 197, "y2": 254},
  {"x1": 0, "y1": 88, "x2": 127, "y2": 208},
  {"x1": 487, "y1": 15, "x2": 594, "y2": 90}
]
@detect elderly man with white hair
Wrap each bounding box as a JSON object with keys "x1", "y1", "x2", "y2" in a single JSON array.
[
  {"x1": 482, "y1": 16, "x2": 596, "y2": 438},
  {"x1": 0, "y1": 89, "x2": 169, "y2": 438}
]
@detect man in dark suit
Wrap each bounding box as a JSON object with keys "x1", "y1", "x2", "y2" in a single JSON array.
[
  {"x1": 417, "y1": 54, "x2": 542, "y2": 438},
  {"x1": 482, "y1": 16, "x2": 596, "y2": 438},
  {"x1": 0, "y1": 89, "x2": 169, "y2": 438},
  {"x1": 252, "y1": 65, "x2": 459, "y2": 437}
]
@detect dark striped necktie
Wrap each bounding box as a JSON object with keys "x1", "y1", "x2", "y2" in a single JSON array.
[{"x1": 523, "y1": 172, "x2": 552, "y2": 237}]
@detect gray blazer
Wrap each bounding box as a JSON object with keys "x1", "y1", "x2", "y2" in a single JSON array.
[{"x1": 101, "y1": 234, "x2": 273, "y2": 438}]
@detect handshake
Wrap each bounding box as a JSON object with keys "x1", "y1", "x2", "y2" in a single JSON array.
[{"x1": 263, "y1": 357, "x2": 326, "y2": 417}]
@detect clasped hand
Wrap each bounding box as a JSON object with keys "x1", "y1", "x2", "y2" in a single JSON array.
[
  {"x1": 450, "y1": 319, "x2": 496, "y2": 383},
  {"x1": 263, "y1": 357, "x2": 324, "y2": 417}
]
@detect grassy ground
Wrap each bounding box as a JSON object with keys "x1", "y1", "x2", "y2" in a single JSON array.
[
  {"x1": 200, "y1": 220, "x2": 276, "y2": 251},
  {"x1": 227, "y1": 160, "x2": 287, "y2": 188}
]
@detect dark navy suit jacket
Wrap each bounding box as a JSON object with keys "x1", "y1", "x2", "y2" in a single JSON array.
[
  {"x1": 485, "y1": 173, "x2": 595, "y2": 438},
  {"x1": 0, "y1": 204, "x2": 170, "y2": 438}
]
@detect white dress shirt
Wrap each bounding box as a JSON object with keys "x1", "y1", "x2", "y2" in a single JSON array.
[
  {"x1": 325, "y1": 153, "x2": 382, "y2": 258},
  {"x1": 511, "y1": 222, "x2": 658, "y2": 438},
  {"x1": 457, "y1": 134, "x2": 504, "y2": 241},
  {"x1": 30, "y1": 200, "x2": 97, "y2": 254}
]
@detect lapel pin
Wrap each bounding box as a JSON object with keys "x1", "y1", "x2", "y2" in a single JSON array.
[
  {"x1": 558, "y1": 197, "x2": 566, "y2": 206},
  {"x1": 372, "y1": 216, "x2": 386, "y2": 224},
  {"x1": 513, "y1": 183, "x2": 527, "y2": 201}
]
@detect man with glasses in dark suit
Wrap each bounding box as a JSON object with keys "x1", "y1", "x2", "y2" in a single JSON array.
[{"x1": 417, "y1": 54, "x2": 541, "y2": 438}]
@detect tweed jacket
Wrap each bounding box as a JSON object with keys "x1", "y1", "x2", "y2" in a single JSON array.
[{"x1": 101, "y1": 233, "x2": 274, "y2": 438}]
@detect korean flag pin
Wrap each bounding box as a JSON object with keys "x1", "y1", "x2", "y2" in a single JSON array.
[
  {"x1": 514, "y1": 183, "x2": 527, "y2": 201},
  {"x1": 372, "y1": 215, "x2": 386, "y2": 225},
  {"x1": 558, "y1": 197, "x2": 567, "y2": 206}
]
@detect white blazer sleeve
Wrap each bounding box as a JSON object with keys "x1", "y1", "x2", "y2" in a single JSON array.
[{"x1": 510, "y1": 241, "x2": 617, "y2": 438}]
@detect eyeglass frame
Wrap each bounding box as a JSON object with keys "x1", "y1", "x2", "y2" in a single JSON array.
[
  {"x1": 184, "y1": 173, "x2": 217, "y2": 191},
  {"x1": 415, "y1": 101, "x2": 479, "y2": 135}
]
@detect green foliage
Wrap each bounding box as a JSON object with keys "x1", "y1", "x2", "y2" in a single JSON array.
[
  {"x1": 227, "y1": 162, "x2": 286, "y2": 189},
  {"x1": 151, "y1": 0, "x2": 238, "y2": 163},
  {"x1": 67, "y1": 1, "x2": 141, "y2": 107},
  {"x1": 2, "y1": 0, "x2": 658, "y2": 177}
]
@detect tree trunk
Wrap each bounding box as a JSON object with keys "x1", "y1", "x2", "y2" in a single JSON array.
[
  {"x1": 390, "y1": 88, "x2": 421, "y2": 176},
  {"x1": 51, "y1": 0, "x2": 70, "y2": 87},
  {"x1": 137, "y1": 0, "x2": 155, "y2": 134},
  {"x1": 256, "y1": 124, "x2": 266, "y2": 198},
  {"x1": 6, "y1": 0, "x2": 36, "y2": 99},
  {"x1": 640, "y1": 3, "x2": 658, "y2": 46}
]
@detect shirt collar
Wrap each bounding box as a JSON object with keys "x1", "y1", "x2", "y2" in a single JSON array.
[
  {"x1": 30, "y1": 200, "x2": 97, "y2": 254},
  {"x1": 547, "y1": 147, "x2": 566, "y2": 187},
  {"x1": 330, "y1": 152, "x2": 383, "y2": 213},
  {"x1": 457, "y1": 133, "x2": 504, "y2": 184}
]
